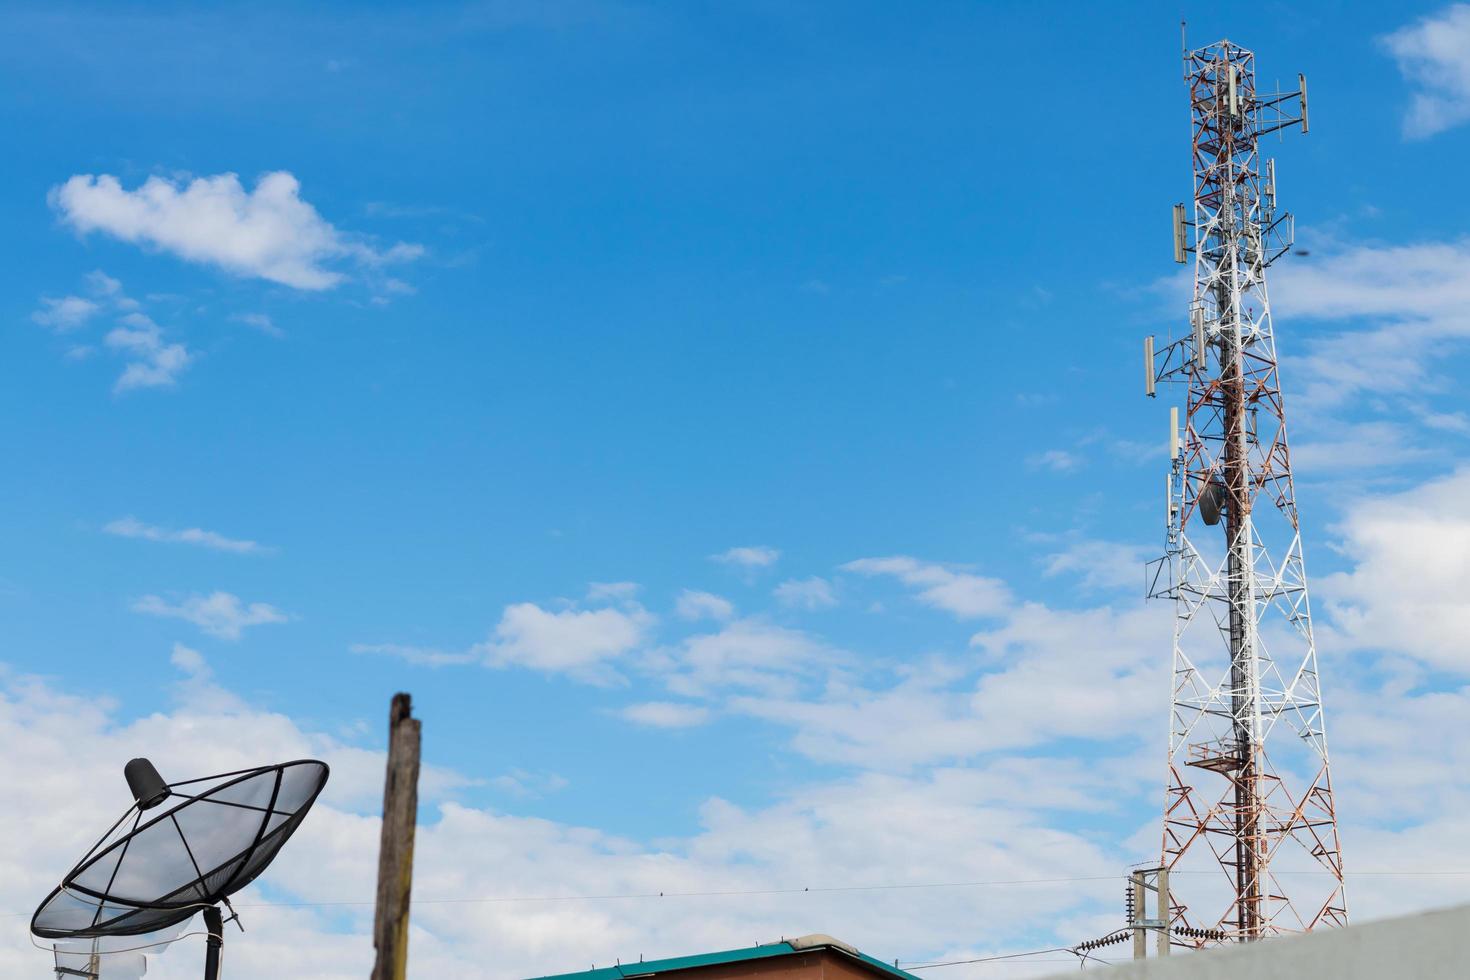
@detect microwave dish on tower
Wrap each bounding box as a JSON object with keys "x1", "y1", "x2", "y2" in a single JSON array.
[{"x1": 32, "y1": 758, "x2": 329, "y2": 979}]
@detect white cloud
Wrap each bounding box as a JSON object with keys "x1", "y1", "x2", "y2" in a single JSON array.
[
  {"x1": 1291, "y1": 420, "x2": 1435, "y2": 473},
  {"x1": 132, "y1": 591, "x2": 289, "y2": 640},
  {"x1": 34, "y1": 274, "x2": 194, "y2": 392},
  {"x1": 349, "y1": 643, "x2": 479, "y2": 667},
  {"x1": 967, "y1": 602, "x2": 1165, "y2": 751},
  {"x1": 652, "y1": 619, "x2": 840, "y2": 697},
  {"x1": 675, "y1": 589, "x2": 735, "y2": 621},
  {"x1": 733, "y1": 599, "x2": 1166, "y2": 770},
  {"x1": 31, "y1": 295, "x2": 99, "y2": 331},
  {"x1": 491, "y1": 768, "x2": 570, "y2": 799},
  {"x1": 1383, "y1": 4, "x2": 1470, "y2": 138},
  {"x1": 481, "y1": 602, "x2": 652, "y2": 681},
  {"x1": 357, "y1": 599, "x2": 655, "y2": 679},
  {"x1": 1027, "y1": 449, "x2": 1080, "y2": 473},
  {"x1": 1414, "y1": 405, "x2": 1470, "y2": 432},
  {"x1": 104, "y1": 516, "x2": 265, "y2": 554},
  {"x1": 1276, "y1": 239, "x2": 1470, "y2": 323},
  {"x1": 232, "y1": 312, "x2": 284, "y2": 337},
  {"x1": 710, "y1": 545, "x2": 780, "y2": 568},
  {"x1": 773, "y1": 577, "x2": 838, "y2": 610},
  {"x1": 51, "y1": 171, "x2": 422, "y2": 290},
  {"x1": 1040, "y1": 539, "x2": 1151, "y2": 593},
  {"x1": 587, "y1": 581, "x2": 640, "y2": 601},
  {"x1": 169, "y1": 641, "x2": 207, "y2": 675},
  {"x1": 841, "y1": 556, "x2": 1010, "y2": 619},
  {"x1": 162, "y1": 643, "x2": 251, "y2": 717},
  {"x1": 731, "y1": 681, "x2": 987, "y2": 771},
  {"x1": 619, "y1": 701, "x2": 711, "y2": 728},
  {"x1": 105, "y1": 313, "x2": 192, "y2": 392},
  {"x1": 1318, "y1": 468, "x2": 1470, "y2": 672},
  {"x1": 85, "y1": 269, "x2": 128, "y2": 299}
]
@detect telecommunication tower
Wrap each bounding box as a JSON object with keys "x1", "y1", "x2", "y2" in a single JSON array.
[{"x1": 1144, "y1": 37, "x2": 1346, "y2": 944}]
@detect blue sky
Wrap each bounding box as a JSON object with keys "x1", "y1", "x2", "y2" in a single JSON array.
[{"x1": 4, "y1": 2, "x2": 1470, "y2": 977}]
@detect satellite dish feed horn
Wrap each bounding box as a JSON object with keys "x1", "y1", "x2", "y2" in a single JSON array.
[
  {"x1": 124, "y1": 759, "x2": 169, "y2": 810},
  {"x1": 32, "y1": 758, "x2": 329, "y2": 980}
]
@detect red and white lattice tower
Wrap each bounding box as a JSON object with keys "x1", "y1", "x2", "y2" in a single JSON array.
[{"x1": 1145, "y1": 38, "x2": 1346, "y2": 944}]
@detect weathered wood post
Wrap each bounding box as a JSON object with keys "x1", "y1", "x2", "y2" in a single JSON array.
[{"x1": 371, "y1": 693, "x2": 421, "y2": 980}]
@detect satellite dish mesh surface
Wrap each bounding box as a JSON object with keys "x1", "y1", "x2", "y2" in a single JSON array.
[{"x1": 33, "y1": 759, "x2": 329, "y2": 941}]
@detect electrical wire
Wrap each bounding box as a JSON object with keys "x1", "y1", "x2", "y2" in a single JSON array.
[
  {"x1": 233, "y1": 873, "x2": 1123, "y2": 910},
  {"x1": 30, "y1": 929, "x2": 212, "y2": 958},
  {"x1": 903, "y1": 946, "x2": 1123, "y2": 971},
  {"x1": 903, "y1": 948, "x2": 1076, "y2": 969},
  {"x1": 0, "y1": 873, "x2": 1112, "y2": 920},
  {"x1": 907, "y1": 961, "x2": 1107, "y2": 967},
  {"x1": 5, "y1": 868, "x2": 1468, "y2": 919}
]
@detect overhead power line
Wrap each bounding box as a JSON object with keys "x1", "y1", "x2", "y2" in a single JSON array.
[
  {"x1": 6, "y1": 868, "x2": 1467, "y2": 920},
  {"x1": 0, "y1": 874, "x2": 1114, "y2": 920},
  {"x1": 903, "y1": 948, "x2": 1084, "y2": 969},
  {"x1": 233, "y1": 873, "x2": 1125, "y2": 910}
]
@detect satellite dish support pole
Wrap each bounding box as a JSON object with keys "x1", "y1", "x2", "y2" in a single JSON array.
[{"x1": 203, "y1": 906, "x2": 224, "y2": 980}]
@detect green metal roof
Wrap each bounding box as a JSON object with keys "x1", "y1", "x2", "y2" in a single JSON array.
[{"x1": 526, "y1": 937, "x2": 924, "y2": 980}]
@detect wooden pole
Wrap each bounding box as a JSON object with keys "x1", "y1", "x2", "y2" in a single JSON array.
[{"x1": 371, "y1": 693, "x2": 421, "y2": 980}]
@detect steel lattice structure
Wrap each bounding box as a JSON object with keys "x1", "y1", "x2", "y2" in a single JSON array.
[{"x1": 1145, "y1": 38, "x2": 1346, "y2": 944}]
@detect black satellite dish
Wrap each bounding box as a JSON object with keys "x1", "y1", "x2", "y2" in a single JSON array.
[{"x1": 32, "y1": 757, "x2": 329, "y2": 979}]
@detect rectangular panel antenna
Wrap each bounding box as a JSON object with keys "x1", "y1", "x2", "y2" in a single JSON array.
[{"x1": 1145, "y1": 336, "x2": 1156, "y2": 397}]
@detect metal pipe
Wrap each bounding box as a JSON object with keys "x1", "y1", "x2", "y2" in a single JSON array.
[{"x1": 203, "y1": 906, "x2": 224, "y2": 980}]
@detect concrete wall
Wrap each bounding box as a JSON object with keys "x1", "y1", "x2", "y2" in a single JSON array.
[{"x1": 1041, "y1": 903, "x2": 1470, "y2": 979}]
